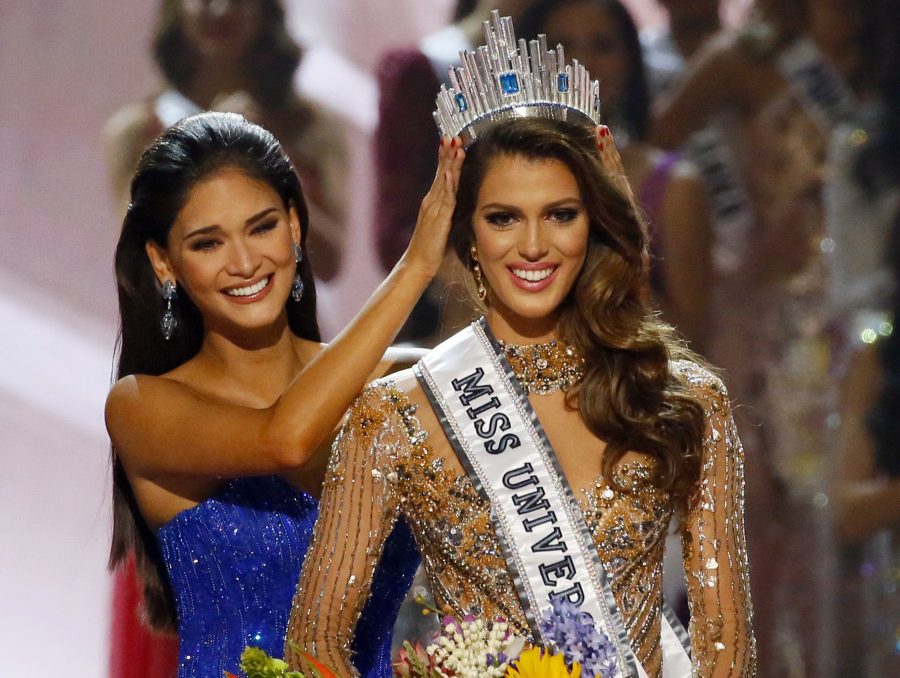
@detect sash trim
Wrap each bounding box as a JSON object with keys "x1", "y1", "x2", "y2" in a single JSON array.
[
  {"x1": 416, "y1": 319, "x2": 647, "y2": 678},
  {"x1": 414, "y1": 361, "x2": 546, "y2": 639},
  {"x1": 474, "y1": 320, "x2": 639, "y2": 673}
]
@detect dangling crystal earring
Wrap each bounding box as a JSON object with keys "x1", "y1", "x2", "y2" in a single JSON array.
[
  {"x1": 160, "y1": 280, "x2": 178, "y2": 341},
  {"x1": 470, "y1": 243, "x2": 487, "y2": 301},
  {"x1": 291, "y1": 243, "x2": 304, "y2": 302}
]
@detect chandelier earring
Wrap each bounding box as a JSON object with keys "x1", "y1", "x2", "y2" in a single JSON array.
[
  {"x1": 160, "y1": 280, "x2": 178, "y2": 341},
  {"x1": 291, "y1": 242, "x2": 304, "y2": 302},
  {"x1": 470, "y1": 243, "x2": 487, "y2": 301}
]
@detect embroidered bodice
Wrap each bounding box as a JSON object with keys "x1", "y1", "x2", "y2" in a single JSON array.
[
  {"x1": 287, "y1": 362, "x2": 756, "y2": 677},
  {"x1": 156, "y1": 475, "x2": 419, "y2": 678}
]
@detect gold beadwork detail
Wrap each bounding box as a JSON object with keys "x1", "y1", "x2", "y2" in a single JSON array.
[{"x1": 497, "y1": 337, "x2": 585, "y2": 395}]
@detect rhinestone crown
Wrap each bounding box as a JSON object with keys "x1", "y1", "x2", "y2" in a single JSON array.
[{"x1": 433, "y1": 10, "x2": 602, "y2": 148}]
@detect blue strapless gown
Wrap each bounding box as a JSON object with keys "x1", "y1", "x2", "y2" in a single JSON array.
[{"x1": 157, "y1": 476, "x2": 419, "y2": 677}]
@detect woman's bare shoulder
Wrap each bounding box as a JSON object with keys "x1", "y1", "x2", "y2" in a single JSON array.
[
  {"x1": 105, "y1": 368, "x2": 205, "y2": 421},
  {"x1": 102, "y1": 102, "x2": 157, "y2": 150}
]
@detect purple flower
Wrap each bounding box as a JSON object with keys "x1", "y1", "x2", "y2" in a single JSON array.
[{"x1": 540, "y1": 598, "x2": 618, "y2": 677}]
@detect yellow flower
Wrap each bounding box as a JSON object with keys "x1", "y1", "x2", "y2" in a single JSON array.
[{"x1": 505, "y1": 647, "x2": 582, "y2": 678}]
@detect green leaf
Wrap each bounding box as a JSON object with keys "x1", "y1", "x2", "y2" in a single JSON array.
[{"x1": 239, "y1": 646, "x2": 296, "y2": 678}]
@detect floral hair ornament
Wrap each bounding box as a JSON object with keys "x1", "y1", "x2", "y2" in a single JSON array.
[{"x1": 433, "y1": 10, "x2": 602, "y2": 149}]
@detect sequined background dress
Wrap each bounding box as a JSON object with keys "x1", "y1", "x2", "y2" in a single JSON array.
[
  {"x1": 287, "y1": 358, "x2": 756, "y2": 677},
  {"x1": 157, "y1": 475, "x2": 419, "y2": 678},
  {"x1": 825, "y1": 115, "x2": 900, "y2": 676},
  {"x1": 698, "y1": 83, "x2": 832, "y2": 673}
]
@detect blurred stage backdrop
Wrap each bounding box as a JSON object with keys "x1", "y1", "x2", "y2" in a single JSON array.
[{"x1": 0, "y1": 1, "x2": 745, "y2": 674}]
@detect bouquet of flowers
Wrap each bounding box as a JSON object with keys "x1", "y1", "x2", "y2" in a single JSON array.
[
  {"x1": 393, "y1": 595, "x2": 618, "y2": 678},
  {"x1": 224, "y1": 642, "x2": 337, "y2": 678}
]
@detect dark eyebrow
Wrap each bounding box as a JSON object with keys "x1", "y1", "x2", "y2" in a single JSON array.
[
  {"x1": 246, "y1": 207, "x2": 279, "y2": 225},
  {"x1": 183, "y1": 225, "x2": 221, "y2": 241},
  {"x1": 479, "y1": 198, "x2": 582, "y2": 212},
  {"x1": 182, "y1": 207, "x2": 279, "y2": 241}
]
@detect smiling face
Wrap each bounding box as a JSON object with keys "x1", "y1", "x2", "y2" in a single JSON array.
[
  {"x1": 179, "y1": 0, "x2": 263, "y2": 61},
  {"x1": 541, "y1": 1, "x2": 630, "y2": 108},
  {"x1": 473, "y1": 154, "x2": 590, "y2": 341},
  {"x1": 146, "y1": 167, "x2": 300, "y2": 338}
]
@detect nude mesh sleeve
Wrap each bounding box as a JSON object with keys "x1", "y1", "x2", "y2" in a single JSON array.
[
  {"x1": 681, "y1": 375, "x2": 757, "y2": 676},
  {"x1": 285, "y1": 385, "x2": 407, "y2": 676}
]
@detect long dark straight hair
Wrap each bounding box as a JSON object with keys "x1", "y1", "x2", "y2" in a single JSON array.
[
  {"x1": 518, "y1": 0, "x2": 652, "y2": 141},
  {"x1": 450, "y1": 118, "x2": 706, "y2": 502},
  {"x1": 153, "y1": 0, "x2": 302, "y2": 110},
  {"x1": 109, "y1": 111, "x2": 320, "y2": 631},
  {"x1": 860, "y1": 0, "x2": 900, "y2": 478}
]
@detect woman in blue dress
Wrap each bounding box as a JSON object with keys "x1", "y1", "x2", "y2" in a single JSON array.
[{"x1": 105, "y1": 111, "x2": 464, "y2": 677}]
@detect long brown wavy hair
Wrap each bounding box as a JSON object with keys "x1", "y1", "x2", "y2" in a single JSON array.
[
  {"x1": 450, "y1": 117, "x2": 706, "y2": 503},
  {"x1": 152, "y1": 0, "x2": 302, "y2": 110},
  {"x1": 110, "y1": 112, "x2": 319, "y2": 632}
]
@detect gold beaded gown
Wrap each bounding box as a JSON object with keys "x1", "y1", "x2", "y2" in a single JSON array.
[{"x1": 286, "y1": 358, "x2": 756, "y2": 677}]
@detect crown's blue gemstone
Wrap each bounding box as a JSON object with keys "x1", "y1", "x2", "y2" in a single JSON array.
[
  {"x1": 454, "y1": 93, "x2": 468, "y2": 113},
  {"x1": 499, "y1": 72, "x2": 520, "y2": 95},
  {"x1": 557, "y1": 73, "x2": 570, "y2": 93}
]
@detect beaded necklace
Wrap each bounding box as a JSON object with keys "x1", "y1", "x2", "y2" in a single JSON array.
[{"x1": 497, "y1": 338, "x2": 585, "y2": 395}]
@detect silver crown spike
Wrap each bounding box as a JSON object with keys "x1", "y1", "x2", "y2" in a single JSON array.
[
  {"x1": 433, "y1": 13, "x2": 602, "y2": 146},
  {"x1": 571, "y1": 59, "x2": 580, "y2": 110},
  {"x1": 528, "y1": 39, "x2": 542, "y2": 92},
  {"x1": 546, "y1": 48, "x2": 558, "y2": 103},
  {"x1": 503, "y1": 15, "x2": 517, "y2": 56},
  {"x1": 585, "y1": 67, "x2": 591, "y2": 109},
  {"x1": 487, "y1": 12, "x2": 508, "y2": 70},
  {"x1": 449, "y1": 66, "x2": 463, "y2": 93},
  {"x1": 473, "y1": 47, "x2": 496, "y2": 111},
  {"x1": 483, "y1": 20, "x2": 500, "y2": 72},
  {"x1": 489, "y1": 10, "x2": 504, "y2": 48},
  {"x1": 460, "y1": 51, "x2": 483, "y2": 114},
  {"x1": 460, "y1": 67, "x2": 481, "y2": 117},
  {"x1": 541, "y1": 66, "x2": 551, "y2": 103},
  {"x1": 489, "y1": 9, "x2": 502, "y2": 40},
  {"x1": 519, "y1": 38, "x2": 536, "y2": 100}
]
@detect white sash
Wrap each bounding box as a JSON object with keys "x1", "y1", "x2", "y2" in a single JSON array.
[
  {"x1": 684, "y1": 124, "x2": 755, "y2": 274},
  {"x1": 415, "y1": 320, "x2": 692, "y2": 677},
  {"x1": 778, "y1": 38, "x2": 856, "y2": 132}
]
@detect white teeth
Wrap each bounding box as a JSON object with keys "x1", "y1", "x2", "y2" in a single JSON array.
[
  {"x1": 512, "y1": 268, "x2": 554, "y2": 282},
  {"x1": 226, "y1": 276, "x2": 269, "y2": 297}
]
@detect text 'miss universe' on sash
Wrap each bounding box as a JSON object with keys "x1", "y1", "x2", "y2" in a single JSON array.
[{"x1": 415, "y1": 319, "x2": 692, "y2": 677}]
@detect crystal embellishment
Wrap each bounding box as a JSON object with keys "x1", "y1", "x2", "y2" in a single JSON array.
[
  {"x1": 291, "y1": 243, "x2": 304, "y2": 302},
  {"x1": 161, "y1": 280, "x2": 178, "y2": 341},
  {"x1": 498, "y1": 336, "x2": 586, "y2": 395},
  {"x1": 291, "y1": 276, "x2": 304, "y2": 303},
  {"x1": 161, "y1": 310, "x2": 177, "y2": 341},
  {"x1": 433, "y1": 10, "x2": 603, "y2": 147}
]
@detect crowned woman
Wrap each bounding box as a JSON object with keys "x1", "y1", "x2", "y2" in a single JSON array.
[{"x1": 286, "y1": 13, "x2": 756, "y2": 677}]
